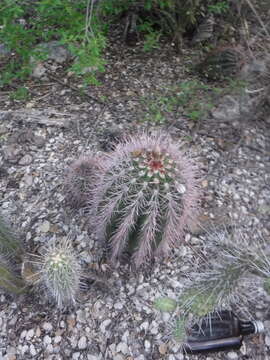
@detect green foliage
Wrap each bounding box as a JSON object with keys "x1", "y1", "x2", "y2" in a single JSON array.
[
  {"x1": 0, "y1": 0, "x2": 107, "y2": 86},
  {"x1": 208, "y1": 1, "x2": 229, "y2": 15},
  {"x1": 141, "y1": 80, "x2": 216, "y2": 124},
  {"x1": 0, "y1": 0, "x2": 234, "y2": 86},
  {"x1": 9, "y1": 86, "x2": 30, "y2": 101}
]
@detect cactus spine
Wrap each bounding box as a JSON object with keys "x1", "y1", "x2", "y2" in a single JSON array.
[
  {"x1": 92, "y1": 133, "x2": 201, "y2": 268},
  {"x1": 0, "y1": 214, "x2": 25, "y2": 294},
  {"x1": 64, "y1": 154, "x2": 101, "y2": 209},
  {"x1": 31, "y1": 239, "x2": 81, "y2": 308}
]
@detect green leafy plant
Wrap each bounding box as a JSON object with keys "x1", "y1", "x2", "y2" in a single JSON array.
[
  {"x1": 141, "y1": 80, "x2": 217, "y2": 124},
  {"x1": 9, "y1": 86, "x2": 30, "y2": 101}
]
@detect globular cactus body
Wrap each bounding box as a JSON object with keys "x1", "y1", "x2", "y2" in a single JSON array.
[
  {"x1": 64, "y1": 155, "x2": 101, "y2": 209},
  {"x1": 92, "y1": 133, "x2": 201, "y2": 268},
  {"x1": 31, "y1": 240, "x2": 81, "y2": 308},
  {"x1": 197, "y1": 47, "x2": 244, "y2": 80}
]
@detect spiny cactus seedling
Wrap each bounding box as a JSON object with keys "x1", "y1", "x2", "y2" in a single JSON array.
[
  {"x1": 30, "y1": 239, "x2": 82, "y2": 308},
  {"x1": 177, "y1": 227, "x2": 269, "y2": 321},
  {"x1": 92, "y1": 132, "x2": 201, "y2": 268},
  {"x1": 196, "y1": 47, "x2": 245, "y2": 80},
  {"x1": 64, "y1": 154, "x2": 101, "y2": 209},
  {"x1": 0, "y1": 257, "x2": 25, "y2": 294},
  {"x1": 0, "y1": 214, "x2": 23, "y2": 259}
]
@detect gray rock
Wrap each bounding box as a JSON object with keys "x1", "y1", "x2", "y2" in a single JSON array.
[
  {"x1": 32, "y1": 62, "x2": 47, "y2": 79},
  {"x1": 42, "y1": 322, "x2": 53, "y2": 332},
  {"x1": 227, "y1": 351, "x2": 238, "y2": 360},
  {"x1": 116, "y1": 342, "x2": 129, "y2": 355},
  {"x1": 211, "y1": 95, "x2": 240, "y2": 121},
  {"x1": 3, "y1": 144, "x2": 23, "y2": 164},
  {"x1": 72, "y1": 352, "x2": 80, "y2": 360},
  {"x1": 19, "y1": 154, "x2": 32, "y2": 166},
  {"x1": 26, "y1": 328, "x2": 35, "y2": 341},
  {"x1": 265, "y1": 335, "x2": 270, "y2": 347},
  {"x1": 78, "y1": 336, "x2": 87, "y2": 350},
  {"x1": 29, "y1": 344, "x2": 37, "y2": 356},
  {"x1": 100, "y1": 319, "x2": 111, "y2": 333},
  {"x1": 35, "y1": 41, "x2": 71, "y2": 64},
  {"x1": 44, "y1": 335, "x2": 52, "y2": 345}
]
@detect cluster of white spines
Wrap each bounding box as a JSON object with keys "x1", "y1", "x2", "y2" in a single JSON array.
[{"x1": 35, "y1": 240, "x2": 81, "y2": 308}]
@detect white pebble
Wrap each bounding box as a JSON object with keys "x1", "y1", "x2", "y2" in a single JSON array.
[
  {"x1": 227, "y1": 351, "x2": 238, "y2": 360},
  {"x1": 78, "y1": 336, "x2": 87, "y2": 350},
  {"x1": 26, "y1": 329, "x2": 35, "y2": 341},
  {"x1": 42, "y1": 322, "x2": 53, "y2": 332}
]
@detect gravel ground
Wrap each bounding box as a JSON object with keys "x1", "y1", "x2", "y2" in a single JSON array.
[{"x1": 0, "y1": 35, "x2": 270, "y2": 360}]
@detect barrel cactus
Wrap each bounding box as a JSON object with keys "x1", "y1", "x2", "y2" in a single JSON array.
[
  {"x1": 92, "y1": 133, "x2": 201, "y2": 268},
  {"x1": 64, "y1": 154, "x2": 101, "y2": 209}
]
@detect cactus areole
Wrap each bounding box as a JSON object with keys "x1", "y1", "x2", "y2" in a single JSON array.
[{"x1": 93, "y1": 133, "x2": 201, "y2": 268}]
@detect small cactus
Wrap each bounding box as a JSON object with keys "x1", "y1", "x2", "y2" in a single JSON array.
[
  {"x1": 197, "y1": 47, "x2": 245, "y2": 80},
  {"x1": 0, "y1": 215, "x2": 25, "y2": 294},
  {"x1": 92, "y1": 132, "x2": 201, "y2": 268},
  {"x1": 178, "y1": 227, "x2": 269, "y2": 320},
  {"x1": 0, "y1": 214, "x2": 23, "y2": 259},
  {"x1": 0, "y1": 257, "x2": 25, "y2": 294},
  {"x1": 30, "y1": 239, "x2": 82, "y2": 308},
  {"x1": 64, "y1": 154, "x2": 101, "y2": 209}
]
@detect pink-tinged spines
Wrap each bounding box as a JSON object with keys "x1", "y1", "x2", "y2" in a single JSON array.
[
  {"x1": 64, "y1": 154, "x2": 101, "y2": 209},
  {"x1": 91, "y1": 132, "x2": 202, "y2": 267}
]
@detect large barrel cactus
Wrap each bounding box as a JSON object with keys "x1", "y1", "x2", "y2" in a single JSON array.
[{"x1": 92, "y1": 133, "x2": 201, "y2": 268}]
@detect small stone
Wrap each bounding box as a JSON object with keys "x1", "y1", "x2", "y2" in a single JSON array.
[
  {"x1": 78, "y1": 336, "x2": 87, "y2": 350},
  {"x1": 265, "y1": 335, "x2": 270, "y2": 347},
  {"x1": 46, "y1": 344, "x2": 54, "y2": 353},
  {"x1": 44, "y1": 335, "x2": 52, "y2": 345},
  {"x1": 227, "y1": 351, "x2": 238, "y2": 360},
  {"x1": 72, "y1": 352, "x2": 80, "y2": 360},
  {"x1": 54, "y1": 336, "x2": 62, "y2": 344},
  {"x1": 100, "y1": 319, "x2": 111, "y2": 333},
  {"x1": 77, "y1": 309, "x2": 87, "y2": 323},
  {"x1": 32, "y1": 62, "x2": 47, "y2": 79},
  {"x1": 116, "y1": 342, "x2": 129, "y2": 355},
  {"x1": 29, "y1": 344, "x2": 36, "y2": 356},
  {"x1": 18, "y1": 154, "x2": 32, "y2": 166},
  {"x1": 114, "y1": 302, "x2": 123, "y2": 310},
  {"x1": 87, "y1": 355, "x2": 101, "y2": 360},
  {"x1": 38, "y1": 220, "x2": 50, "y2": 233},
  {"x1": 21, "y1": 345, "x2": 28, "y2": 355},
  {"x1": 144, "y1": 340, "x2": 151, "y2": 351},
  {"x1": 22, "y1": 174, "x2": 33, "y2": 187},
  {"x1": 158, "y1": 343, "x2": 167, "y2": 355},
  {"x1": 140, "y1": 322, "x2": 149, "y2": 331},
  {"x1": 3, "y1": 144, "x2": 22, "y2": 163},
  {"x1": 42, "y1": 322, "x2": 53, "y2": 332},
  {"x1": 26, "y1": 328, "x2": 35, "y2": 341},
  {"x1": 113, "y1": 355, "x2": 125, "y2": 360}
]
